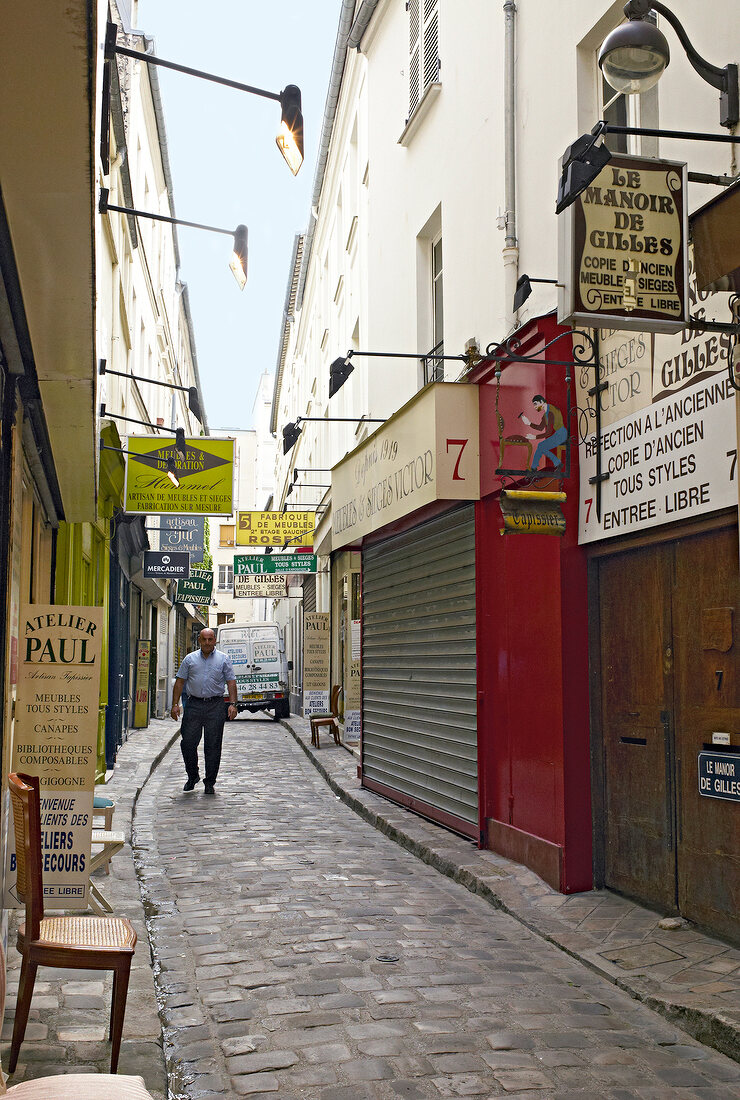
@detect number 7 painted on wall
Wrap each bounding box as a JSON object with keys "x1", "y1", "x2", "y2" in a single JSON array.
[{"x1": 446, "y1": 438, "x2": 468, "y2": 480}]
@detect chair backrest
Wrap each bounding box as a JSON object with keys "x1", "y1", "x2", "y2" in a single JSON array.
[
  {"x1": 329, "y1": 684, "x2": 340, "y2": 717},
  {"x1": 8, "y1": 772, "x2": 44, "y2": 938}
]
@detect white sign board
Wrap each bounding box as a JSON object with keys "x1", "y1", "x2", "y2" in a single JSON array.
[{"x1": 578, "y1": 277, "x2": 737, "y2": 543}]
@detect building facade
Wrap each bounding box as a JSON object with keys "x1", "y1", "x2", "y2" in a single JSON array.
[{"x1": 273, "y1": 0, "x2": 740, "y2": 940}]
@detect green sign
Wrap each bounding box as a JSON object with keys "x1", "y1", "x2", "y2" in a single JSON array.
[
  {"x1": 176, "y1": 568, "x2": 214, "y2": 603},
  {"x1": 234, "y1": 553, "x2": 317, "y2": 575}
]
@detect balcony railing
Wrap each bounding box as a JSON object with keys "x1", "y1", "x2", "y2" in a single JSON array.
[{"x1": 422, "y1": 340, "x2": 445, "y2": 385}]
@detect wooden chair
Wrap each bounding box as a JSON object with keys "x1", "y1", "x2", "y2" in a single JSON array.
[
  {"x1": 310, "y1": 685, "x2": 341, "y2": 748},
  {"x1": 0, "y1": 938, "x2": 153, "y2": 1096},
  {"x1": 7, "y1": 773, "x2": 137, "y2": 1075}
]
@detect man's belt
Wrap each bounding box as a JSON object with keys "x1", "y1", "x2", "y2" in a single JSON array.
[{"x1": 188, "y1": 694, "x2": 224, "y2": 701}]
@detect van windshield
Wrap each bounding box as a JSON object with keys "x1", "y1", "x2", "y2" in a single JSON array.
[{"x1": 219, "y1": 626, "x2": 278, "y2": 643}]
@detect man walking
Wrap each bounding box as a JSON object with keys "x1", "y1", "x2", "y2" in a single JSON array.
[{"x1": 171, "y1": 628, "x2": 237, "y2": 795}]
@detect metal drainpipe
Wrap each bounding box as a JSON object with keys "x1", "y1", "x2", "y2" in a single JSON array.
[{"x1": 503, "y1": 1, "x2": 519, "y2": 329}]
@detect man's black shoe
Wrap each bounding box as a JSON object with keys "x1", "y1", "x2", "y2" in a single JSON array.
[
  {"x1": 183, "y1": 776, "x2": 200, "y2": 792},
  {"x1": 203, "y1": 783, "x2": 215, "y2": 796}
]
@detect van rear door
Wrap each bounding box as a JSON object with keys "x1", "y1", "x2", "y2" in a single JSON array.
[{"x1": 249, "y1": 626, "x2": 281, "y2": 697}]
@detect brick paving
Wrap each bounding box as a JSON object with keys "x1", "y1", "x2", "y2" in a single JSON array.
[{"x1": 133, "y1": 716, "x2": 740, "y2": 1099}]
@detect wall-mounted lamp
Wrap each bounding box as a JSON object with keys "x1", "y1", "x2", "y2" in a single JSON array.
[
  {"x1": 598, "y1": 0, "x2": 738, "y2": 128},
  {"x1": 282, "y1": 415, "x2": 386, "y2": 455},
  {"x1": 99, "y1": 360, "x2": 204, "y2": 422},
  {"x1": 100, "y1": 442, "x2": 180, "y2": 487},
  {"x1": 513, "y1": 275, "x2": 563, "y2": 313},
  {"x1": 556, "y1": 126, "x2": 612, "y2": 214},
  {"x1": 100, "y1": 188, "x2": 248, "y2": 289},
  {"x1": 556, "y1": 119, "x2": 740, "y2": 214},
  {"x1": 100, "y1": 404, "x2": 188, "y2": 459},
  {"x1": 106, "y1": 23, "x2": 304, "y2": 174},
  {"x1": 329, "y1": 347, "x2": 474, "y2": 398}
]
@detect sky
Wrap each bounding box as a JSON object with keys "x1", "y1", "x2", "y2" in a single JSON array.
[{"x1": 136, "y1": 1, "x2": 341, "y2": 431}]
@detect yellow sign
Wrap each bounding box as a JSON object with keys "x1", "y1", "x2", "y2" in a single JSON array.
[
  {"x1": 124, "y1": 436, "x2": 234, "y2": 514},
  {"x1": 559, "y1": 154, "x2": 688, "y2": 335},
  {"x1": 500, "y1": 490, "x2": 566, "y2": 536},
  {"x1": 236, "y1": 510, "x2": 315, "y2": 547},
  {"x1": 331, "y1": 382, "x2": 480, "y2": 550},
  {"x1": 6, "y1": 606, "x2": 104, "y2": 909}
]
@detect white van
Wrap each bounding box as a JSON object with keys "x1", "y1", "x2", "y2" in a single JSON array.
[{"x1": 216, "y1": 622, "x2": 291, "y2": 720}]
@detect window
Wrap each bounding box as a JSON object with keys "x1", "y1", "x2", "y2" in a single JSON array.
[
  {"x1": 424, "y1": 235, "x2": 444, "y2": 384},
  {"x1": 219, "y1": 524, "x2": 234, "y2": 547},
  {"x1": 408, "y1": 0, "x2": 440, "y2": 120},
  {"x1": 218, "y1": 564, "x2": 233, "y2": 591}
]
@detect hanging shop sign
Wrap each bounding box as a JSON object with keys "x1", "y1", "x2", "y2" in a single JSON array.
[
  {"x1": 234, "y1": 553, "x2": 317, "y2": 575},
  {"x1": 236, "y1": 510, "x2": 315, "y2": 547},
  {"x1": 143, "y1": 550, "x2": 190, "y2": 578},
  {"x1": 234, "y1": 574, "x2": 287, "y2": 598},
  {"x1": 698, "y1": 752, "x2": 740, "y2": 803},
  {"x1": 132, "y1": 639, "x2": 151, "y2": 728},
  {"x1": 5, "y1": 606, "x2": 104, "y2": 909},
  {"x1": 158, "y1": 515, "x2": 205, "y2": 558},
  {"x1": 331, "y1": 382, "x2": 480, "y2": 550},
  {"x1": 578, "y1": 274, "x2": 736, "y2": 544},
  {"x1": 176, "y1": 568, "x2": 214, "y2": 604},
  {"x1": 499, "y1": 490, "x2": 566, "y2": 536},
  {"x1": 559, "y1": 154, "x2": 688, "y2": 335},
  {"x1": 303, "y1": 612, "x2": 330, "y2": 716},
  {"x1": 124, "y1": 435, "x2": 234, "y2": 515}
]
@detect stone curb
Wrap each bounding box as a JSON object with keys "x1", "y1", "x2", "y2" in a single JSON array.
[{"x1": 281, "y1": 717, "x2": 740, "y2": 1065}]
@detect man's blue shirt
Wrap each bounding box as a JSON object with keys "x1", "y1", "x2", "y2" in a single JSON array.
[{"x1": 176, "y1": 649, "x2": 235, "y2": 698}]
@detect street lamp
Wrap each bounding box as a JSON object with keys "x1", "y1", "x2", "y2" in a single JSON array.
[
  {"x1": 329, "y1": 347, "x2": 475, "y2": 398},
  {"x1": 282, "y1": 415, "x2": 386, "y2": 455},
  {"x1": 555, "y1": 126, "x2": 612, "y2": 215},
  {"x1": 99, "y1": 189, "x2": 248, "y2": 289},
  {"x1": 106, "y1": 24, "x2": 304, "y2": 174},
  {"x1": 99, "y1": 361, "x2": 204, "y2": 422},
  {"x1": 99, "y1": 406, "x2": 188, "y2": 459},
  {"x1": 598, "y1": 1, "x2": 738, "y2": 128},
  {"x1": 513, "y1": 275, "x2": 562, "y2": 313}
]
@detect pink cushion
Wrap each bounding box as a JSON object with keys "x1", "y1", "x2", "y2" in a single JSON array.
[{"x1": 6, "y1": 1074, "x2": 153, "y2": 1099}]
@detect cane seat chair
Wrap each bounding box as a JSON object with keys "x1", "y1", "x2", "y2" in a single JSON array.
[
  {"x1": 310, "y1": 685, "x2": 341, "y2": 748},
  {"x1": 495, "y1": 412, "x2": 532, "y2": 468},
  {"x1": 7, "y1": 773, "x2": 137, "y2": 1075}
]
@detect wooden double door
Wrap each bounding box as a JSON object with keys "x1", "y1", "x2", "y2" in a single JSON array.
[{"x1": 598, "y1": 525, "x2": 740, "y2": 940}]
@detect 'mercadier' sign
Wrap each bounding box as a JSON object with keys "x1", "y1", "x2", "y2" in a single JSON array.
[{"x1": 559, "y1": 154, "x2": 688, "y2": 335}]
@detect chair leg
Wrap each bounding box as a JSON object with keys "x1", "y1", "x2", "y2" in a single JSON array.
[
  {"x1": 109, "y1": 970, "x2": 117, "y2": 1040},
  {"x1": 9, "y1": 957, "x2": 38, "y2": 1073},
  {"x1": 109, "y1": 958, "x2": 132, "y2": 1073},
  {"x1": 332, "y1": 721, "x2": 341, "y2": 745}
]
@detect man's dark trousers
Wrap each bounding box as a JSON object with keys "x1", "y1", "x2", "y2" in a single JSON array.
[{"x1": 180, "y1": 696, "x2": 227, "y2": 785}]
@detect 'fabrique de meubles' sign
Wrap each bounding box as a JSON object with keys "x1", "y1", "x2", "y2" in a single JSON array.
[{"x1": 559, "y1": 154, "x2": 688, "y2": 335}]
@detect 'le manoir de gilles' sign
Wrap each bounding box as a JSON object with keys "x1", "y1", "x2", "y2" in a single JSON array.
[{"x1": 559, "y1": 153, "x2": 688, "y2": 335}]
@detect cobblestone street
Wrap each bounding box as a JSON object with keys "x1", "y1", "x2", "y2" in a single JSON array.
[{"x1": 133, "y1": 717, "x2": 740, "y2": 1099}]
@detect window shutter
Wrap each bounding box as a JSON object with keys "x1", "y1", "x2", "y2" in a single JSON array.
[
  {"x1": 422, "y1": 0, "x2": 439, "y2": 93},
  {"x1": 408, "y1": 0, "x2": 421, "y2": 117}
]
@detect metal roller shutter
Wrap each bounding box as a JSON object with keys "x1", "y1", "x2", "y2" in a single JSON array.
[{"x1": 362, "y1": 506, "x2": 478, "y2": 829}]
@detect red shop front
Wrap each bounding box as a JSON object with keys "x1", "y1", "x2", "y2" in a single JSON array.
[{"x1": 472, "y1": 311, "x2": 592, "y2": 893}]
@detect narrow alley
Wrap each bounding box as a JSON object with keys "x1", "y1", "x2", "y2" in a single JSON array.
[{"x1": 130, "y1": 718, "x2": 740, "y2": 1099}]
